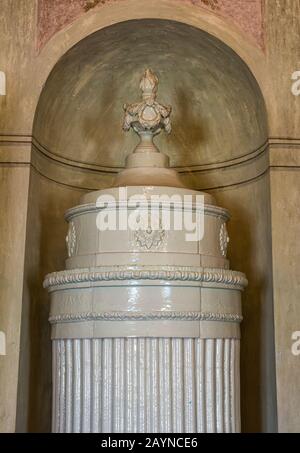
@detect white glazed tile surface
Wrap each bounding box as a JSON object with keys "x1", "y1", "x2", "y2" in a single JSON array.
[{"x1": 52, "y1": 337, "x2": 240, "y2": 433}]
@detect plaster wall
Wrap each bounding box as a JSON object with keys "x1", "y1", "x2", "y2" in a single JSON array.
[
  {"x1": 270, "y1": 169, "x2": 300, "y2": 433},
  {"x1": 264, "y1": 0, "x2": 300, "y2": 432},
  {"x1": 214, "y1": 174, "x2": 276, "y2": 433},
  {"x1": 0, "y1": 166, "x2": 30, "y2": 432},
  {"x1": 0, "y1": 2, "x2": 36, "y2": 431},
  {"x1": 15, "y1": 169, "x2": 85, "y2": 432}
]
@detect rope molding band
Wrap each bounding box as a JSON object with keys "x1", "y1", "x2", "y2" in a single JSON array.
[
  {"x1": 49, "y1": 311, "x2": 243, "y2": 324},
  {"x1": 43, "y1": 266, "x2": 248, "y2": 290}
]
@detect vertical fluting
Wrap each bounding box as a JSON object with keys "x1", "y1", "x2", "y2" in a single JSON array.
[
  {"x1": 159, "y1": 339, "x2": 172, "y2": 432},
  {"x1": 101, "y1": 338, "x2": 113, "y2": 432},
  {"x1": 58, "y1": 340, "x2": 66, "y2": 433},
  {"x1": 223, "y1": 338, "x2": 231, "y2": 433},
  {"x1": 112, "y1": 338, "x2": 125, "y2": 433},
  {"x1": 52, "y1": 337, "x2": 240, "y2": 433},
  {"x1": 65, "y1": 339, "x2": 73, "y2": 433},
  {"x1": 145, "y1": 338, "x2": 152, "y2": 433},
  {"x1": 230, "y1": 338, "x2": 239, "y2": 433},
  {"x1": 52, "y1": 341, "x2": 58, "y2": 433},
  {"x1": 137, "y1": 338, "x2": 146, "y2": 432},
  {"x1": 235, "y1": 340, "x2": 241, "y2": 433},
  {"x1": 131, "y1": 338, "x2": 138, "y2": 433},
  {"x1": 73, "y1": 339, "x2": 81, "y2": 433},
  {"x1": 91, "y1": 338, "x2": 101, "y2": 433},
  {"x1": 205, "y1": 339, "x2": 216, "y2": 433},
  {"x1": 184, "y1": 339, "x2": 196, "y2": 433},
  {"x1": 215, "y1": 339, "x2": 224, "y2": 433},
  {"x1": 195, "y1": 339, "x2": 206, "y2": 432},
  {"x1": 124, "y1": 338, "x2": 134, "y2": 432},
  {"x1": 82, "y1": 339, "x2": 91, "y2": 432},
  {"x1": 125, "y1": 338, "x2": 138, "y2": 433},
  {"x1": 149, "y1": 338, "x2": 159, "y2": 432},
  {"x1": 172, "y1": 338, "x2": 184, "y2": 432}
]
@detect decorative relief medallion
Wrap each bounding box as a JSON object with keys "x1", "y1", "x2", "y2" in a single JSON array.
[
  {"x1": 219, "y1": 222, "x2": 229, "y2": 257},
  {"x1": 134, "y1": 226, "x2": 166, "y2": 251},
  {"x1": 66, "y1": 221, "x2": 77, "y2": 257}
]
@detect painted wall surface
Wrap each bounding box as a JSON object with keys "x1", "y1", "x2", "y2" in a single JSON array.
[
  {"x1": 0, "y1": 167, "x2": 30, "y2": 432},
  {"x1": 0, "y1": 2, "x2": 35, "y2": 431},
  {"x1": 214, "y1": 175, "x2": 276, "y2": 433},
  {"x1": 37, "y1": 0, "x2": 264, "y2": 52},
  {"x1": 265, "y1": 0, "x2": 300, "y2": 433},
  {"x1": 270, "y1": 170, "x2": 300, "y2": 433},
  {"x1": 265, "y1": 0, "x2": 300, "y2": 138},
  {"x1": 16, "y1": 170, "x2": 85, "y2": 432},
  {"x1": 0, "y1": 0, "x2": 36, "y2": 133}
]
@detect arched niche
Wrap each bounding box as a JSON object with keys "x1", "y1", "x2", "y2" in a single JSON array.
[
  {"x1": 33, "y1": 19, "x2": 268, "y2": 189},
  {"x1": 19, "y1": 18, "x2": 276, "y2": 433}
]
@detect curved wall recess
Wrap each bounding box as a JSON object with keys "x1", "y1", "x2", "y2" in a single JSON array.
[{"x1": 33, "y1": 19, "x2": 268, "y2": 190}]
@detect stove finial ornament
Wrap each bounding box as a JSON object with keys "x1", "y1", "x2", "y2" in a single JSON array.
[{"x1": 123, "y1": 69, "x2": 171, "y2": 152}]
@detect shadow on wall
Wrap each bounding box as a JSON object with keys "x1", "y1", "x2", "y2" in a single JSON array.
[
  {"x1": 26, "y1": 217, "x2": 52, "y2": 433},
  {"x1": 169, "y1": 86, "x2": 208, "y2": 158},
  {"x1": 82, "y1": 77, "x2": 123, "y2": 166},
  {"x1": 229, "y1": 200, "x2": 263, "y2": 432}
]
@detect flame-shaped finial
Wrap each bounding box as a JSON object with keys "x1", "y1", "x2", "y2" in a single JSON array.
[
  {"x1": 139, "y1": 68, "x2": 158, "y2": 101},
  {"x1": 123, "y1": 69, "x2": 171, "y2": 142},
  {"x1": 113, "y1": 69, "x2": 184, "y2": 187}
]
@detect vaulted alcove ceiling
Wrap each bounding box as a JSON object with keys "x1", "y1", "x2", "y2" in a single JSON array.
[{"x1": 33, "y1": 19, "x2": 268, "y2": 170}]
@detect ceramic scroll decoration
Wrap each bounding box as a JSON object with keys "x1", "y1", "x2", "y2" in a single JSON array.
[{"x1": 44, "y1": 69, "x2": 247, "y2": 433}]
